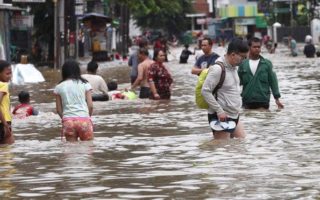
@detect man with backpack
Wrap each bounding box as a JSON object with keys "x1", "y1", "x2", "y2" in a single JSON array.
[
  {"x1": 202, "y1": 38, "x2": 249, "y2": 140},
  {"x1": 191, "y1": 37, "x2": 219, "y2": 75}
]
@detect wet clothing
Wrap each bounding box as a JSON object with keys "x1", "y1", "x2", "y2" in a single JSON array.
[
  {"x1": 81, "y1": 74, "x2": 108, "y2": 95},
  {"x1": 303, "y1": 43, "x2": 316, "y2": 58},
  {"x1": 179, "y1": 49, "x2": 193, "y2": 63},
  {"x1": 62, "y1": 117, "x2": 93, "y2": 141},
  {"x1": 0, "y1": 122, "x2": 11, "y2": 142},
  {"x1": 0, "y1": 82, "x2": 11, "y2": 122},
  {"x1": 194, "y1": 53, "x2": 219, "y2": 70},
  {"x1": 54, "y1": 79, "x2": 92, "y2": 118},
  {"x1": 148, "y1": 61, "x2": 173, "y2": 99},
  {"x1": 12, "y1": 103, "x2": 38, "y2": 118},
  {"x1": 202, "y1": 56, "x2": 241, "y2": 119},
  {"x1": 128, "y1": 47, "x2": 139, "y2": 83},
  {"x1": 238, "y1": 56, "x2": 281, "y2": 108},
  {"x1": 290, "y1": 39, "x2": 298, "y2": 57},
  {"x1": 139, "y1": 87, "x2": 151, "y2": 99}
]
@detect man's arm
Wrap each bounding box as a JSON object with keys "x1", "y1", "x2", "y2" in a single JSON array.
[
  {"x1": 267, "y1": 62, "x2": 283, "y2": 109},
  {"x1": 201, "y1": 65, "x2": 224, "y2": 115},
  {"x1": 131, "y1": 64, "x2": 144, "y2": 90},
  {"x1": 191, "y1": 66, "x2": 203, "y2": 75}
]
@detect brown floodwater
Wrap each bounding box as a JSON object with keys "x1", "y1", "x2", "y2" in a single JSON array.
[{"x1": 1, "y1": 45, "x2": 320, "y2": 199}]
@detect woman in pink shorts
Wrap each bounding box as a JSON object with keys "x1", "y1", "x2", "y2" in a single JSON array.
[{"x1": 54, "y1": 60, "x2": 94, "y2": 142}]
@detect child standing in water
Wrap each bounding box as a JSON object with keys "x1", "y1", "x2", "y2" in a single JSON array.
[
  {"x1": 0, "y1": 60, "x2": 14, "y2": 144},
  {"x1": 54, "y1": 60, "x2": 94, "y2": 142}
]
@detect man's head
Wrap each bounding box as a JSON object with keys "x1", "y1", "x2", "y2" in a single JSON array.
[
  {"x1": 248, "y1": 37, "x2": 262, "y2": 58},
  {"x1": 138, "y1": 47, "x2": 149, "y2": 62},
  {"x1": 18, "y1": 91, "x2": 30, "y2": 104},
  {"x1": 201, "y1": 37, "x2": 213, "y2": 55},
  {"x1": 87, "y1": 61, "x2": 98, "y2": 74},
  {"x1": 226, "y1": 38, "x2": 249, "y2": 66}
]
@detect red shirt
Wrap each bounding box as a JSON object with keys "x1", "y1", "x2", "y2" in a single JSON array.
[
  {"x1": 148, "y1": 61, "x2": 173, "y2": 99},
  {"x1": 12, "y1": 104, "x2": 35, "y2": 119}
]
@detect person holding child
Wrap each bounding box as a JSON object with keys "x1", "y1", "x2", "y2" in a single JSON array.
[
  {"x1": 54, "y1": 60, "x2": 94, "y2": 142},
  {"x1": 0, "y1": 60, "x2": 14, "y2": 144}
]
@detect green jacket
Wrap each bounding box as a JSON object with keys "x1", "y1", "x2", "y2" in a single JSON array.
[{"x1": 238, "y1": 56, "x2": 281, "y2": 104}]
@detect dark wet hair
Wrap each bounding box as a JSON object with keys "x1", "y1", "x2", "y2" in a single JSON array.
[
  {"x1": 153, "y1": 48, "x2": 164, "y2": 61},
  {"x1": 61, "y1": 60, "x2": 87, "y2": 83},
  {"x1": 107, "y1": 81, "x2": 118, "y2": 91},
  {"x1": 18, "y1": 91, "x2": 30, "y2": 103},
  {"x1": 138, "y1": 39, "x2": 148, "y2": 48},
  {"x1": 184, "y1": 44, "x2": 189, "y2": 48},
  {"x1": 227, "y1": 38, "x2": 249, "y2": 55},
  {"x1": 201, "y1": 37, "x2": 213, "y2": 46},
  {"x1": 87, "y1": 61, "x2": 98, "y2": 73},
  {"x1": 0, "y1": 60, "x2": 11, "y2": 73},
  {"x1": 139, "y1": 47, "x2": 149, "y2": 57},
  {"x1": 248, "y1": 37, "x2": 262, "y2": 46}
]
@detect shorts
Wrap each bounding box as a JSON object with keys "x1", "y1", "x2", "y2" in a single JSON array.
[
  {"x1": 62, "y1": 117, "x2": 93, "y2": 141},
  {"x1": 0, "y1": 122, "x2": 11, "y2": 142},
  {"x1": 139, "y1": 87, "x2": 150, "y2": 99},
  {"x1": 207, "y1": 113, "x2": 239, "y2": 133},
  {"x1": 243, "y1": 102, "x2": 269, "y2": 109},
  {"x1": 92, "y1": 94, "x2": 109, "y2": 101}
]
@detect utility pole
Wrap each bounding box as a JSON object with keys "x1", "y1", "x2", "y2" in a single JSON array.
[
  {"x1": 53, "y1": 0, "x2": 60, "y2": 69},
  {"x1": 290, "y1": 0, "x2": 294, "y2": 27}
]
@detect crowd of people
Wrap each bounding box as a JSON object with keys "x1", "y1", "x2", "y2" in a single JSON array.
[{"x1": 7, "y1": 32, "x2": 320, "y2": 144}]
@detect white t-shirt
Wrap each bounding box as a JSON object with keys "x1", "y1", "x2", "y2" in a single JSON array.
[
  {"x1": 82, "y1": 74, "x2": 108, "y2": 95},
  {"x1": 249, "y1": 59, "x2": 260, "y2": 75},
  {"x1": 54, "y1": 79, "x2": 92, "y2": 118}
]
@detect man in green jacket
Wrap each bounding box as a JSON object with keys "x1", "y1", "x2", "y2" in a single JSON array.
[{"x1": 238, "y1": 37, "x2": 284, "y2": 109}]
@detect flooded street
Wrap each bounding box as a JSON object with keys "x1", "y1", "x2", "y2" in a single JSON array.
[{"x1": 1, "y1": 45, "x2": 320, "y2": 199}]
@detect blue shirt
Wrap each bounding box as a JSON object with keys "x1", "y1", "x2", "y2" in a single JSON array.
[{"x1": 195, "y1": 53, "x2": 219, "y2": 69}]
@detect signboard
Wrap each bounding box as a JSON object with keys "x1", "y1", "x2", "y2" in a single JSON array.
[
  {"x1": 196, "y1": 18, "x2": 206, "y2": 25},
  {"x1": 235, "y1": 18, "x2": 256, "y2": 25}
]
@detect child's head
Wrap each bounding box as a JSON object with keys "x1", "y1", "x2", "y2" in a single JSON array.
[
  {"x1": 18, "y1": 91, "x2": 30, "y2": 104},
  {"x1": 0, "y1": 60, "x2": 12, "y2": 82},
  {"x1": 87, "y1": 61, "x2": 98, "y2": 73},
  {"x1": 107, "y1": 81, "x2": 118, "y2": 91},
  {"x1": 61, "y1": 60, "x2": 87, "y2": 83}
]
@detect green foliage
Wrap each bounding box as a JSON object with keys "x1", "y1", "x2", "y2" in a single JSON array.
[{"x1": 114, "y1": 0, "x2": 193, "y2": 36}]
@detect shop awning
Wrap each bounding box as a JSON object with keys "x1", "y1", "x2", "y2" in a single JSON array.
[
  {"x1": 218, "y1": 4, "x2": 262, "y2": 18},
  {"x1": 255, "y1": 16, "x2": 267, "y2": 28}
]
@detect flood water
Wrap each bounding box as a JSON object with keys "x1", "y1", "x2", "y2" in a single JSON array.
[{"x1": 1, "y1": 44, "x2": 320, "y2": 199}]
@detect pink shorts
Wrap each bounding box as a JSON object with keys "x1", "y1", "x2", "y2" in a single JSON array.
[{"x1": 62, "y1": 117, "x2": 93, "y2": 141}]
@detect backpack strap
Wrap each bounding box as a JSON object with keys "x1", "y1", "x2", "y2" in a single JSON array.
[{"x1": 212, "y1": 61, "x2": 226, "y2": 98}]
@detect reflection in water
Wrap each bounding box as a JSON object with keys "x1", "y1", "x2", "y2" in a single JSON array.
[
  {"x1": 0, "y1": 146, "x2": 16, "y2": 198},
  {"x1": 3, "y1": 45, "x2": 320, "y2": 198}
]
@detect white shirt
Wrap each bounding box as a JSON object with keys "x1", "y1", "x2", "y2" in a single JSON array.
[
  {"x1": 249, "y1": 59, "x2": 260, "y2": 75},
  {"x1": 54, "y1": 80, "x2": 92, "y2": 118},
  {"x1": 82, "y1": 74, "x2": 108, "y2": 95}
]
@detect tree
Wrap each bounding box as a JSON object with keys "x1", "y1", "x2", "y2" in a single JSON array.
[{"x1": 111, "y1": 0, "x2": 193, "y2": 37}]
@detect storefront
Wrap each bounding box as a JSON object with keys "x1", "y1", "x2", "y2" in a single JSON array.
[
  {"x1": 0, "y1": 5, "x2": 25, "y2": 62},
  {"x1": 217, "y1": 3, "x2": 267, "y2": 38}
]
